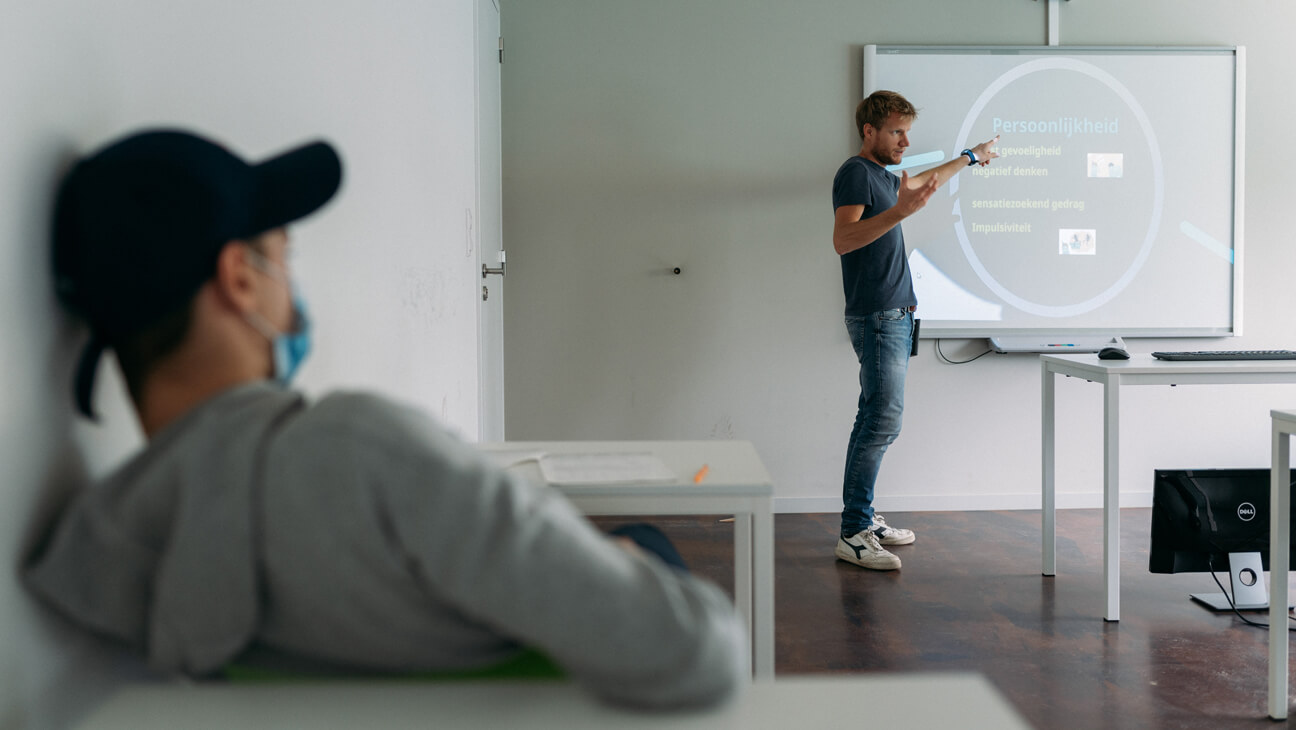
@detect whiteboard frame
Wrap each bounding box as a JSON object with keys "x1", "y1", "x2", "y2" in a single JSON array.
[{"x1": 862, "y1": 45, "x2": 1246, "y2": 340}]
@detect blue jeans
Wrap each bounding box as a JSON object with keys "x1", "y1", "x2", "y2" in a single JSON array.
[
  {"x1": 840, "y1": 309, "x2": 913, "y2": 538},
  {"x1": 608, "y1": 523, "x2": 689, "y2": 572}
]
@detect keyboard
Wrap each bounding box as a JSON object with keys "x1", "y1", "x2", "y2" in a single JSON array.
[{"x1": 1151, "y1": 350, "x2": 1296, "y2": 361}]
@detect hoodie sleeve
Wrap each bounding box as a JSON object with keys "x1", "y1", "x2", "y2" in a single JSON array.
[{"x1": 301, "y1": 394, "x2": 749, "y2": 710}]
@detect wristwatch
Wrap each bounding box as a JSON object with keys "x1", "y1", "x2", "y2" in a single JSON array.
[{"x1": 962, "y1": 149, "x2": 977, "y2": 166}]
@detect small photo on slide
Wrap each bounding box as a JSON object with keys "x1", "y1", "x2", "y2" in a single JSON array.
[
  {"x1": 1059, "y1": 229, "x2": 1096, "y2": 256},
  {"x1": 1087, "y1": 153, "x2": 1124, "y2": 178}
]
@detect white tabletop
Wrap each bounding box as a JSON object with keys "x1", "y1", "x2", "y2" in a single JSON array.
[
  {"x1": 482, "y1": 439, "x2": 778, "y2": 678},
  {"x1": 1043, "y1": 353, "x2": 1296, "y2": 379},
  {"x1": 482, "y1": 440, "x2": 774, "y2": 498},
  {"x1": 74, "y1": 674, "x2": 1031, "y2": 730}
]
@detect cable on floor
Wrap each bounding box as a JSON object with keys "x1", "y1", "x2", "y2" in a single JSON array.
[{"x1": 1206, "y1": 562, "x2": 1296, "y2": 631}]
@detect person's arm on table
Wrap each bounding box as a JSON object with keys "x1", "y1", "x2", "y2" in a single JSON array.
[{"x1": 369, "y1": 413, "x2": 747, "y2": 709}]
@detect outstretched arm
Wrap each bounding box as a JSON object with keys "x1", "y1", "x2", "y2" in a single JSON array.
[{"x1": 906, "y1": 134, "x2": 1001, "y2": 191}]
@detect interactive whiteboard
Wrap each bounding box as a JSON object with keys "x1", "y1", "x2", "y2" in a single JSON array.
[{"x1": 862, "y1": 45, "x2": 1244, "y2": 340}]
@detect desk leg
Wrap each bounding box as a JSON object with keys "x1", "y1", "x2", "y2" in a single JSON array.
[
  {"x1": 1103, "y1": 379, "x2": 1121, "y2": 622},
  {"x1": 733, "y1": 512, "x2": 754, "y2": 673},
  {"x1": 1269, "y1": 425, "x2": 1290, "y2": 720},
  {"x1": 1042, "y1": 360, "x2": 1056, "y2": 576},
  {"x1": 751, "y1": 503, "x2": 775, "y2": 679}
]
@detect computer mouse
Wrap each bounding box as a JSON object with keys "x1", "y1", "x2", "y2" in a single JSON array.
[{"x1": 1098, "y1": 347, "x2": 1130, "y2": 360}]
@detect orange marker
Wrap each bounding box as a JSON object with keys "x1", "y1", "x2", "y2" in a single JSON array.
[{"x1": 693, "y1": 464, "x2": 710, "y2": 483}]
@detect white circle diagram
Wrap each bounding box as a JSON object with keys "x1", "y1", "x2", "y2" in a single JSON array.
[{"x1": 950, "y1": 57, "x2": 1164, "y2": 318}]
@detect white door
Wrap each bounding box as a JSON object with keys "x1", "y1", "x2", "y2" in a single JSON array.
[{"x1": 475, "y1": 0, "x2": 505, "y2": 441}]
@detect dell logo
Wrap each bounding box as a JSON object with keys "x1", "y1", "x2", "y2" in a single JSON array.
[{"x1": 1238, "y1": 502, "x2": 1257, "y2": 522}]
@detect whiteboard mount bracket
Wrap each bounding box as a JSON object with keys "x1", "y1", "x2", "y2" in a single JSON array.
[{"x1": 1036, "y1": 0, "x2": 1069, "y2": 46}]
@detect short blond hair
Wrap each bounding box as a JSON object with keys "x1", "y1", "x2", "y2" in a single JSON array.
[{"x1": 855, "y1": 90, "x2": 917, "y2": 138}]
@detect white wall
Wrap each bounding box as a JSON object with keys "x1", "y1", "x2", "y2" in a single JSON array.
[
  {"x1": 500, "y1": 1, "x2": 1296, "y2": 513},
  {"x1": 3, "y1": 2, "x2": 482, "y2": 727}
]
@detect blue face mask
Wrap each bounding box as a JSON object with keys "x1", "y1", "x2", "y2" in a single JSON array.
[
  {"x1": 270, "y1": 292, "x2": 312, "y2": 383},
  {"x1": 244, "y1": 250, "x2": 312, "y2": 384}
]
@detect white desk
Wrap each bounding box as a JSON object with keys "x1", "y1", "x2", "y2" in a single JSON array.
[
  {"x1": 1041, "y1": 354, "x2": 1296, "y2": 621},
  {"x1": 74, "y1": 674, "x2": 1031, "y2": 729},
  {"x1": 1268, "y1": 409, "x2": 1296, "y2": 719},
  {"x1": 484, "y1": 440, "x2": 776, "y2": 678}
]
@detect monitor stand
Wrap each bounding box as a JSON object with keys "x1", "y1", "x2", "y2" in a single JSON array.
[{"x1": 1189, "y1": 552, "x2": 1291, "y2": 611}]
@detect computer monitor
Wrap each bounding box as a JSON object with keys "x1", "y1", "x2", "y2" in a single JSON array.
[{"x1": 1149, "y1": 468, "x2": 1296, "y2": 611}]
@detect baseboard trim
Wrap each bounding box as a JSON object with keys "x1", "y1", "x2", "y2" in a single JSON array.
[{"x1": 774, "y1": 492, "x2": 1153, "y2": 514}]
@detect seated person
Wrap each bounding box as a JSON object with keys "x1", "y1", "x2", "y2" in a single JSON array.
[{"x1": 22, "y1": 129, "x2": 747, "y2": 709}]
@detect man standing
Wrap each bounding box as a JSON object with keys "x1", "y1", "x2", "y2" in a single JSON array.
[{"x1": 831, "y1": 91, "x2": 999, "y2": 570}]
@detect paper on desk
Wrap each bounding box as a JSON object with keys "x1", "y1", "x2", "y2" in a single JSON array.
[{"x1": 538, "y1": 452, "x2": 676, "y2": 485}]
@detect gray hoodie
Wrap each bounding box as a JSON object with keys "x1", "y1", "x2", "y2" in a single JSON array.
[{"x1": 23, "y1": 383, "x2": 747, "y2": 709}]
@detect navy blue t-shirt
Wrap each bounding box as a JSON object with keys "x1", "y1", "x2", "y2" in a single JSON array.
[{"x1": 831, "y1": 156, "x2": 917, "y2": 316}]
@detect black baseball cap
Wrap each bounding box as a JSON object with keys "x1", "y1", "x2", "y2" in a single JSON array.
[{"x1": 52, "y1": 129, "x2": 343, "y2": 418}]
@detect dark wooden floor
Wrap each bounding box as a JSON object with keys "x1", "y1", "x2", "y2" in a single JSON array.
[{"x1": 595, "y1": 510, "x2": 1294, "y2": 729}]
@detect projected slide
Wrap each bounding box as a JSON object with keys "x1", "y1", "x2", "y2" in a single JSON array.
[{"x1": 866, "y1": 46, "x2": 1241, "y2": 337}]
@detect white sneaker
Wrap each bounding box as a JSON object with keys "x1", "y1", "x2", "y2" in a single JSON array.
[
  {"x1": 871, "y1": 514, "x2": 915, "y2": 546},
  {"x1": 836, "y1": 529, "x2": 901, "y2": 570}
]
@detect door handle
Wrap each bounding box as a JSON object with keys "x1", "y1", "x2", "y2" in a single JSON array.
[{"x1": 482, "y1": 250, "x2": 506, "y2": 278}]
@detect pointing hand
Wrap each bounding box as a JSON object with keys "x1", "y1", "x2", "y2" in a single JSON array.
[{"x1": 971, "y1": 135, "x2": 1001, "y2": 166}]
